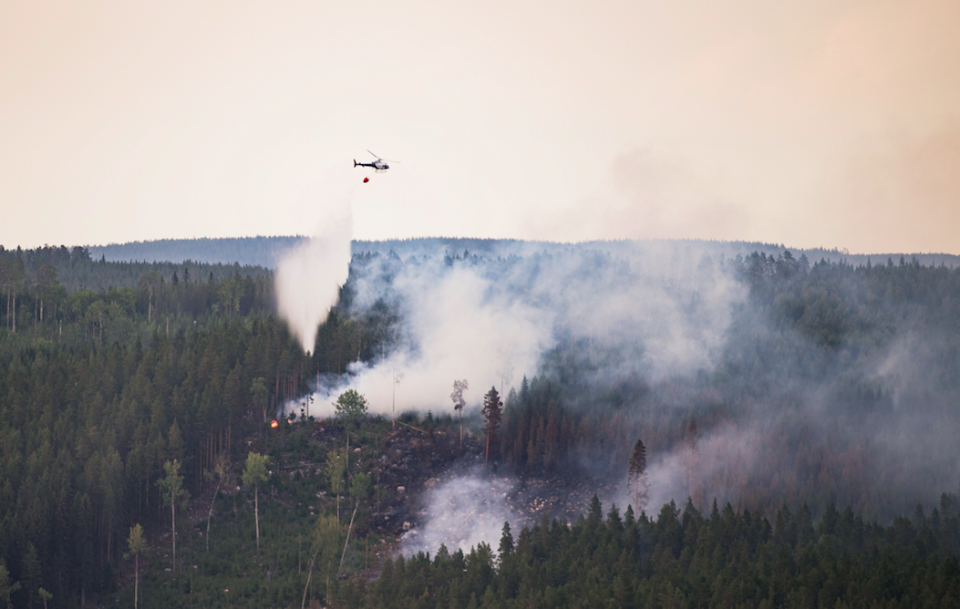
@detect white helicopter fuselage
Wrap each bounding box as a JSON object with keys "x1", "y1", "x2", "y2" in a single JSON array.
[{"x1": 354, "y1": 151, "x2": 394, "y2": 172}]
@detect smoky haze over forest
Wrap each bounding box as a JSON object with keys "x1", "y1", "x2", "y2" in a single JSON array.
[
  {"x1": 67, "y1": 235, "x2": 960, "y2": 525},
  {"x1": 281, "y1": 238, "x2": 960, "y2": 533}
]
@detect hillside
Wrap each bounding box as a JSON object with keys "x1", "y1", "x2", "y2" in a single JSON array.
[{"x1": 1, "y1": 240, "x2": 960, "y2": 608}]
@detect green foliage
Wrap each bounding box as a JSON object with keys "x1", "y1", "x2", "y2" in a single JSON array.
[
  {"x1": 158, "y1": 459, "x2": 188, "y2": 509},
  {"x1": 370, "y1": 496, "x2": 960, "y2": 609},
  {"x1": 127, "y1": 523, "x2": 146, "y2": 558},
  {"x1": 0, "y1": 245, "x2": 388, "y2": 608},
  {"x1": 0, "y1": 561, "x2": 20, "y2": 609},
  {"x1": 349, "y1": 471, "x2": 372, "y2": 502},
  {"x1": 334, "y1": 389, "x2": 368, "y2": 423},
  {"x1": 241, "y1": 452, "x2": 269, "y2": 488}
]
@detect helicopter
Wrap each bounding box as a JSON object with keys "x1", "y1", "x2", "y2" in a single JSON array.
[{"x1": 353, "y1": 150, "x2": 397, "y2": 173}]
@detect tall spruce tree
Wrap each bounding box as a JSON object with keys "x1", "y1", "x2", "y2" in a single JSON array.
[
  {"x1": 481, "y1": 387, "x2": 503, "y2": 465},
  {"x1": 628, "y1": 438, "x2": 650, "y2": 514}
]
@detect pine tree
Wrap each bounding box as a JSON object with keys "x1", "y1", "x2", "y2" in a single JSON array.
[
  {"x1": 126, "y1": 524, "x2": 145, "y2": 609},
  {"x1": 158, "y1": 460, "x2": 188, "y2": 572},
  {"x1": 242, "y1": 452, "x2": 269, "y2": 555}
]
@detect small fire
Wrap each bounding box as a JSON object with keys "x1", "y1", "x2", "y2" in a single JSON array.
[{"x1": 270, "y1": 420, "x2": 279, "y2": 429}]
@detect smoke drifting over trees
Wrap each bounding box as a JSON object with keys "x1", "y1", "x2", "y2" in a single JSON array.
[{"x1": 304, "y1": 240, "x2": 960, "y2": 521}]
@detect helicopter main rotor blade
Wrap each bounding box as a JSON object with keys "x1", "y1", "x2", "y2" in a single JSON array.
[{"x1": 367, "y1": 150, "x2": 401, "y2": 163}]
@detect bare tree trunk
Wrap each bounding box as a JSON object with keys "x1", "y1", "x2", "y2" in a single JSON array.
[
  {"x1": 171, "y1": 492, "x2": 177, "y2": 572},
  {"x1": 301, "y1": 547, "x2": 320, "y2": 609},
  {"x1": 134, "y1": 556, "x2": 139, "y2": 609},
  {"x1": 206, "y1": 477, "x2": 223, "y2": 551},
  {"x1": 255, "y1": 484, "x2": 260, "y2": 555},
  {"x1": 337, "y1": 501, "x2": 360, "y2": 578}
]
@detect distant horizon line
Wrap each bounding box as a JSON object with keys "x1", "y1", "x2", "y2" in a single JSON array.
[
  {"x1": 81, "y1": 235, "x2": 960, "y2": 259},
  {"x1": 3, "y1": 235, "x2": 958, "y2": 259}
]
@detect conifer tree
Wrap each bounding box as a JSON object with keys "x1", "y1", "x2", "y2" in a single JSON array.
[
  {"x1": 126, "y1": 524, "x2": 145, "y2": 609},
  {"x1": 0, "y1": 561, "x2": 19, "y2": 609},
  {"x1": 685, "y1": 418, "x2": 702, "y2": 508},
  {"x1": 499, "y1": 521, "x2": 514, "y2": 558},
  {"x1": 628, "y1": 438, "x2": 650, "y2": 514},
  {"x1": 481, "y1": 387, "x2": 503, "y2": 465},
  {"x1": 158, "y1": 459, "x2": 188, "y2": 572}
]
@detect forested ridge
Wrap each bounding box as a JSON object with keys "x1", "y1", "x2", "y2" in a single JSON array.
[
  {"x1": 85, "y1": 236, "x2": 960, "y2": 270},
  {"x1": 1, "y1": 242, "x2": 959, "y2": 608},
  {"x1": 353, "y1": 495, "x2": 960, "y2": 609}
]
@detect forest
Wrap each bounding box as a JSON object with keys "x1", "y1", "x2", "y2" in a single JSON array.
[{"x1": 1, "y1": 240, "x2": 959, "y2": 608}]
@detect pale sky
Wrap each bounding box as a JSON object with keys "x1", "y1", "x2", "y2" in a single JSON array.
[{"x1": 2, "y1": 0, "x2": 959, "y2": 253}]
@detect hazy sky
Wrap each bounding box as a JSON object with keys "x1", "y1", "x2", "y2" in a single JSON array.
[{"x1": 2, "y1": 1, "x2": 958, "y2": 253}]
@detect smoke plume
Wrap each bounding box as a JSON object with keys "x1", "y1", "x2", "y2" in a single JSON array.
[
  {"x1": 302, "y1": 241, "x2": 743, "y2": 417},
  {"x1": 291, "y1": 239, "x2": 960, "y2": 533},
  {"x1": 401, "y1": 470, "x2": 518, "y2": 557}
]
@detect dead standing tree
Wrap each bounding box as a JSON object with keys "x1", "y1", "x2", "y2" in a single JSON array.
[
  {"x1": 203, "y1": 453, "x2": 233, "y2": 552},
  {"x1": 628, "y1": 438, "x2": 650, "y2": 514},
  {"x1": 450, "y1": 379, "x2": 469, "y2": 452}
]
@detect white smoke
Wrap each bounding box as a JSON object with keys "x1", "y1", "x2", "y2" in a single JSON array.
[
  {"x1": 275, "y1": 199, "x2": 353, "y2": 352},
  {"x1": 304, "y1": 259, "x2": 555, "y2": 418},
  {"x1": 401, "y1": 470, "x2": 519, "y2": 557},
  {"x1": 291, "y1": 243, "x2": 745, "y2": 418}
]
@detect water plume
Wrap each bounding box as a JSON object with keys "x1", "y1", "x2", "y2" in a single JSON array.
[{"x1": 275, "y1": 197, "x2": 353, "y2": 352}]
